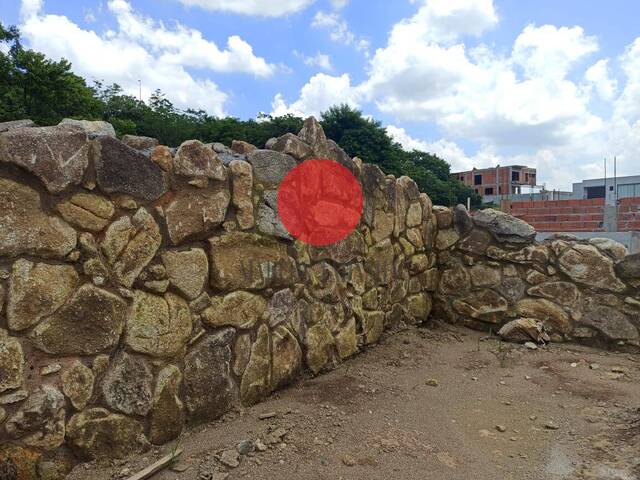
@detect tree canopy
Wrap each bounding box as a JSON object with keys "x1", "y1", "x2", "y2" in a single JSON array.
[{"x1": 0, "y1": 23, "x2": 480, "y2": 207}]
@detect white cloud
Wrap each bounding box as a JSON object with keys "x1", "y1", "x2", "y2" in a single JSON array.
[
  {"x1": 392, "y1": 0, "x2": 498, "y2": 45},
  {"x1": 20, "y1": 0, "x2": 43, "y2": 18},
  {"x1": 19, "y1": 0, "x2": 279, "y2": 115},
  {"x1": 512, "y1": 24, "x2": 598, "y2": 79},
  {"x1": 176, "y1": 0, "x2": 316, "y2": 16},
  {"x1": 330, "y1": 0, "x2": 349, "y2": 9},
  {"x1": 311, "y1": 11, "x2": 369, "y2": 55},
  {"x1": 271, "y1": 73, "x2": 360, "y2": 117},
  {"x1": 107, "y1": 0, "x2": 275, "y2": 77},
  {"x1": 615, "y1": 38, "x2": 640, "y2": 124},
  {"x1": 360, "y1": 7, "x2": 603, "y2": 153},
  {"x1": 585, "y1": 59, "x2": 617, "y2": 100},
  {"x1": 294, "y1": 51, "x2": 333, "y2": 70}
]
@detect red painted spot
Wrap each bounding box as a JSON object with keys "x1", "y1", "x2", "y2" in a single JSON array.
[{"x1": 277, "y1": 159, "x2": 363, "y2": 247}]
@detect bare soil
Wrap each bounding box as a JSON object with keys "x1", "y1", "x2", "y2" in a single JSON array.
[{"x1": 69, "y1": 325, "x2": 640, "y2": 480}]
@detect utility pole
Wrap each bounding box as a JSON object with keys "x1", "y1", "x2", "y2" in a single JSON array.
[{"x1": 138, "y1": 80, "x2": 142, "y2": 101}]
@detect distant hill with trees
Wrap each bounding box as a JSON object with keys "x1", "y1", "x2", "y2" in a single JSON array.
[{"x1": 0, "y1": 22, "x2": 480, "y2": 207}]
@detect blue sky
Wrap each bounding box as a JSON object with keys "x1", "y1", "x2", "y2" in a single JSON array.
[{"x1": 2, "y1": 0, "x2": 640, "y2": 190}]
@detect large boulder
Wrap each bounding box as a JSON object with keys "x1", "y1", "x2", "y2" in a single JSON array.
[
  {"x1": 271, "y1": 325, "x2": 302, "y2": 389},
  {"x1": 580, "y1": 306, "x2": 638, "y2": 341},
  {"x1": 30, "y1": 284, "x2": 127, "y2": 355},
  {"x1": 0, "y1": 178, "x2": 77, "y2": 259},
  {"x1": 516, "y1": 298, "x2": 571, "y2": 334},
  {"x1": 183, "y1": 328, "x2": 237, "y2": 421},
  {"x1": 66, "y1": 408, "x2": 149, "y2": 460},
  {"x1": 202, "y1": 291, "x2": 267, "y2": 329},
  {"x1": 270, "y1": 133, "x2": 312, "y2": 160},
  {"x1": 57, "y1": 192, "x2": 114, "y2": 232},
  {"x1": 615, "y1": 253, "x2": 640, "y2": 280},
  {"x1": 472, "y1": 209, "x2": 536, "y2": 243},
  {"x1": 5, "y1": 385, "x2": 65, "y2": 450},
  {"x1": 161, "y1": 248, "x2": 209, "y2": 300},
  {"x1": 589, "y1": 237, "x2": 628, "y2": 261},
  {"x1": 209, "y1": 232, "x2": 298, "y2": 291},
  {"x1": 247, "y1": 150, "x2": 297, "y2": 188},
  {"x1": 439, "y1": 261, "x2": 470, "y2": 295},
  {"x1": 0, "y1": 119, "x2": 35, "y2": 132},
  {"x1": 7, "y1": 259, "x2": 79, "y2": 331},
  {"x1": 304, "y1": 323, "x2": 336, "y2": 374},
  {"x1": 125, "y1": 291, "x2": 192, "y2": 358},
  {"x1": 365, "y1": 239, "x2": 395, "y2": 286},
  {"x1": 121, "y1": 134, "x2": 158, "y2": 151},
  {"x1": 527, "y1": 281, "x2": 580, "y2": 307},
  {"x1": 59, "y1": 118, "x2": 115, "y2": 137},
  {"x1": 0, "y1": 124, "x2": 89, "y2": 193},
  {"x1": 268, "y1": 289, "x2": 297, "y2": 328},
  {"x1": 61, "y1": 361, "x2": 94, "y2": 411},
  {"x1": 309, "y1": 230, "x2": 366, "y2": 264},
  {"x1": 452, "y1": 289, "x2": 509, "y2": 323},
  {"x1": 95, "y1": 136, "x2": 167, "y2": 200},
  {"x1": 0, "y1": 329, "x2": 24, "y2": 393},
  {"x1": 174, "y1": 139, "x2": 225, "y2": 180},
  {"x1": 230, "y1": 159, "x2": 255, "y2": 230},
  {"x1": 558, "y1": 244, "x2": 626, "y2": 292},
  {"x1": 101, "y1": 352, "x2": 153, "y2": 416},
  {"x1": 298, "y1": 116, "x2": 326, "y2": 152},
  {"x1": 149, "y1": 365, "x2": 184, "y2": 445},
  {"x1": 240, "y1": 324, "x2": 271, "y2": 405},
  {"x1": 101, "y1": 208, "x2": 162, "y2": 287},
  {"x1": 164, "y1": 186, "x2": 230, "y2": 245}
]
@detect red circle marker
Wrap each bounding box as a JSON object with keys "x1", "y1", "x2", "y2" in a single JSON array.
[{"x1": 277, "y1": 159, "x2": 363, "y2": 247}]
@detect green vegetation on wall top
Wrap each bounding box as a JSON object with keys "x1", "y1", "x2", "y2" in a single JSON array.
[{"x1": 0, "y1": 23, "x2": 480, "y2": 207}]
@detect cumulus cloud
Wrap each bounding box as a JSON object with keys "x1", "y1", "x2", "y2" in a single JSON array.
[
  {"x1": 19, "y1": 0, "x2": 279, "y2": 115},
  {"x1": 585, "y1": 59, "x2": 617, "y2": 101},
  {"x1": 311, "y1": 11, "x2": 369, "y2": 55},
  {"x1": 271, "y1": 73, "x2": 360, "y2": 117},
  {"x1": 294, "y1": 51, "x2": 333, "y2": 71},
  {"x1": 176, "y1": 0, "x2": 316, "y2": 16}
]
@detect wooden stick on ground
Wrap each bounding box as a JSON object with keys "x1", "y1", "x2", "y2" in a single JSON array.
[{"x1": 125, "y1": 448, "x2": 183, "y2": 480}]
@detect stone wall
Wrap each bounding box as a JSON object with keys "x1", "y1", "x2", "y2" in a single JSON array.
[
  {"x1": 0, "y1": 116, "x2": 638, "y2": 478},
  {"x1": 434, "y1": 206, "x2": 640, "y2": 347}
]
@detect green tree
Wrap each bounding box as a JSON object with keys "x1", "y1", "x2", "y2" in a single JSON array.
[{"x1": 0, "y1": 23, "x2": 100, "y2": 124}]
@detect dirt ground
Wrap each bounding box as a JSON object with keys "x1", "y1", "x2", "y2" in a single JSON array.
[{"x1": 69, "y1": 324, "x2": 640, "y2": 480}]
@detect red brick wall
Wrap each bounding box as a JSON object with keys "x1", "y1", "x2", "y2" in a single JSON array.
[
  {"x1": 507, "y1": 198, "x2": 606, "y2": 232},
  {"x1": 618, "y1": 197, "x2": 640, "y2": 231}
]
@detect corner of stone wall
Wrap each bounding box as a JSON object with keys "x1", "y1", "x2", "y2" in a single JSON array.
[{"x1": 0, "y1": 116, "x2": 442, "y2": 476}]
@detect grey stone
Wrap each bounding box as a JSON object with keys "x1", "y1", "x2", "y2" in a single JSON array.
[
  {"x1": 5, "y1": 385, "x2": 65, "y2": 450},
  {"x1": 7, "y1": 259, "x2": 79, "y2": 331},
  {"x1": 472, "y1": 209, "x2": 536, "y2": 243},
  {"x1": 0, "y1": 119, "x2": 35, "y2": 132},
  {"x1": 174, "y1": 140, "x2": 226, "y2": 180},
  {"x1": 580, "y1": 306, "x2": 638, "y2": 341},
  {"x1": 59, "y1": 118, "x2": 115, "y2": 137},
  {"x1": 0, "y1": 329, "x2": 24, "y2": 393},
  {"x1": 0, "y1": 124, "x2": 89, "y2": 193},
  {"x1": 616, "y1": 253, "x2": 640, "y2": 280},
  {"x1": 270, "y1": 133, "x2": 312, "y2": 160},
  {"x1": 95, "y1": 136, "x2": 167, "y2": 200},
  {"x1": 558, "y1": 244, "x2": 626, "y2": 292},
  {"x1": 101, "y1": 352, "x2": 153, "y2": 416},
  {"x1": 67, "y1": 408, "x2": 149, "y2": 460},
  {"x1": 183, "y1": 329, "x2": 237, "y2": 421},
  {"x1": 30, "y1": 284, "x2": 127, "y2": 355},
  {"x1": 247, "y1": 150, "x2": 297, "y2": 188},
  {"x1": 165, "y1": 187, "x2": 230, "y2": 245},
  {"x1": 121, "y1": 134, "x2": 158, "y2": 151},
  {"x1": 0, "y1": 178, "x2": 77, "y2": 259},
  {"x1": 162, "y1": 248, "x2": 209, "y2": 300}
]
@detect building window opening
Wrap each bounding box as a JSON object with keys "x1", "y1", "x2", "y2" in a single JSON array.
[{"x1": 474, "y1": 174, "x2": 482, "y2": 185}]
